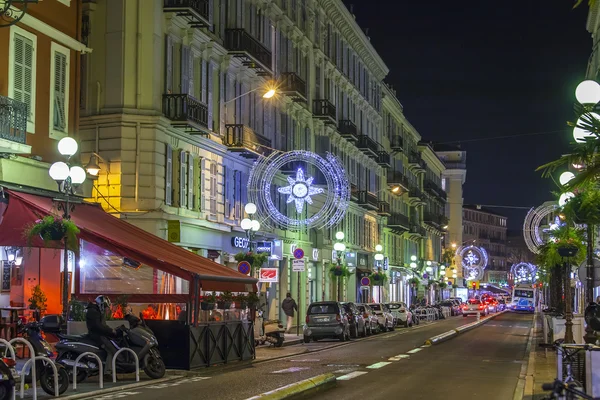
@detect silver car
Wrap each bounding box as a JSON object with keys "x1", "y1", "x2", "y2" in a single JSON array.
[
  {"x1": 462, "y1": 299, "x2": 488, "y2": 317},
  {"x1": 303, "y1": 301, "x2": 350, "y2": 342},
  {"x1": 386, "y1": 302, "x2": 413, "y2": 327},
  {"x1": 369, "y1": 303, "x2": 395, "y2": 331}
]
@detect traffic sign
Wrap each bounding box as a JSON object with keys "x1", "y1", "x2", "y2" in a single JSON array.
[
  {"x1": 360, "y1": 276, "x2": 371, "y2": 286},
  {"x1": 292, "y1": 259, "x2": 305, "y2": 272},
  {"x1": 237, "y1": 261, "x2": 251, "y2": 275},
  {"x1": 293, "y1": 248, "x2": 304, "y2": 259}
]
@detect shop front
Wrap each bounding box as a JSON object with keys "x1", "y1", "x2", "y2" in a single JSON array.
[{"x1": 0, "y1": 188, "x2": 257, "y2": 368}]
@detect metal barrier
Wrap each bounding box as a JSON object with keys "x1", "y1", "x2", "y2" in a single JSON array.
[
  {"x1": 112, "y1": 348, "x2": 139, "y2": 383},
  {"x1": 19, "y1": 357, "x2": 59, "y2": 398},
  {"x1": 8, "y1": 338, "x2": 38, "y2": 400},
  {"x1": 73, "y1": 352, "x2": 103, "y2": 390},
  {"x1": 414, "y1": 307, "x2": 437, "y2": 322},
  {"x1": 0, "y1": 339, "x2": 17, "y2": 400}
]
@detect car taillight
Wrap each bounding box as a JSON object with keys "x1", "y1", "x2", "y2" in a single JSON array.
[
  {"x1": 479, "y1": 305, "x2": 484, "y2": 309},
  {"x1": 3, "y1": 358, "x2": 15, "y2": 368},
  {"x1": 462, "y1": 305, "x2": 468, "y2": 309},
  {"x1": 305, "y1": 315, "x2": 309, "y2": 324},
  {"x1": 336, "y1": 314, "x2": 341, "y2": 322}
]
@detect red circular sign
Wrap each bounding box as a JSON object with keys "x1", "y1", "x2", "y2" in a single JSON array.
[
  {"x1": 293, "y1": 248, "x2": 304, "y2": 259},
  {"x1": 237, "y1": 261, "x2": 251, "y2": 275},
  {"x1": 361, "y1": 277, "x2": 371, "y2": 286}
]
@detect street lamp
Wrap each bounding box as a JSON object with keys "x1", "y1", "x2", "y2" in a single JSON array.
[
  {"x1": 334, "y1": 232, "x2": 346, "y2": 301},
  {"x1": 223, "y1": 84, "x2": 277, "y2": 127},
  {"x1": 49, "y1": 137, "x2": 86, "y2": 322},
  {"x1": 241, "y1": 203, "x2": 260, "y2": 253}
]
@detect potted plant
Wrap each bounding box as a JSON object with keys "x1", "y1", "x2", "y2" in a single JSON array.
[
  {"x1": 236, "y1": 293, "x2": 249, "y2": 309},
  {"x1": 247, "y1": 292, "x2": 259, "y2": 309},
  {"x1": 427, "y1": 279, "x2": 436, "y2": 288},
  {"x1": 408, "y1": 277, "x2": 420, "y2": 287},
  {"x1": 217, "y1": 291, "x2": 233, "y2": 309},
  {"x1": 369, "y1": 270, "x2": 388, "y2": 286},
  {"x1": 24, "y1": 215, "x2": 80, "y2": 251},
  {"x1": 28, "y1": 285, "x2": 47, "y2": 321},
  {"x1": 439, "y1": 281, "x2": 448, "y2": 289},
  {"x1": 328, "y1": 264, "x2": 350, "y2": 278},
  {"x1": 452, "y1": 284, "x2": 458, "y2": 289},
  {"x1": 234, "y1": 251, "x2": 269, "y2": 274},
  {"x1": 201, "y1": 291, "x2": 216, "y2": 311}
]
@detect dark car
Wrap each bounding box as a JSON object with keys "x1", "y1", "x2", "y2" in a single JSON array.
[
  {"x1": 303, "y1": 301, "x2": 350, "y2": 342},
  {"x1": 341, "y1": 302, "x2": 367, "y2": 338},
  {"x1": 441, "y1": 300, "x2": 460, "y2": 316}
]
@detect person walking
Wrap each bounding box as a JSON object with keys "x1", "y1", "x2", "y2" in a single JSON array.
[{"x1": 282, "y1": 292, "x2": 298, "y2": 334}]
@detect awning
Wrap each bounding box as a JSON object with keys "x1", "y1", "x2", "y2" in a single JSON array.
[{"x1": 0, "y1": 189, "x2": 257, "y2": 292}]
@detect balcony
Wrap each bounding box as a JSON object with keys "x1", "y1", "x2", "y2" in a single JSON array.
[
  {"x1": 224, "y1": 29, "x2": 272, "y2": 76},
  {"x1": 409, "y1": 225, "x2": 427, "y2": 238},
  {"x1": 162, "y1": 94, "x2": 209, "y2": 134},
  {"x1": 377, "y1": 201, "x2": 391, "y2": 216},
  {"x1": 163, "y1": 0, "x2": 210, "y2": 28},
  {"x1": 313, "y1": 99, "x2": 336, "y2": 125},
  {"x1": 408, "y1": 151, "x2": 426, "y2": 173},
  {"x1": 387, "y1": 171, "x2": 409, "y2": 191},
  {"x1": 391, "y1": 136, "x2": 403, "y2": 151},
  {"x1": 356, "y1": 190, "x2": 379, "y2": 210},
  {"x1": 223, "y1": 124, "x2": 272, "y2": 158},
  {"x1": 350, "y1": 183, "x2": 359, "y2": 201},
  {"x1": 423, "y1": 212, "x2": 447, "y2": 230},
  {"x1": 338, "y1": 120, "x2": 358, "y2": 142},
  {"x1": 407, "y1": 188, "x2": 425, "y2": 205},
  {"x1": 0, "y1": 95, "x2": 30, "y2": 154},
  {"x1": 387, "y1": 213, "x2": 410, "y2": 233},
  {"x1": 424, "y1": 178, "x2": 447, "y2": 201},
  {"x1": 377, "y1": 151, "x2": 391, "y2": 168},
  {"x1": 356, "y1": 135, "x2": 378, "y2": 159},
  {"x1": 279, "y1": 72, "x2": 306, "y2": 102}
]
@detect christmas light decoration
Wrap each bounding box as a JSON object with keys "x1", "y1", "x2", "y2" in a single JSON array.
[{"x1": 523, "y1": 202, "x2": 559, "y2": 254}]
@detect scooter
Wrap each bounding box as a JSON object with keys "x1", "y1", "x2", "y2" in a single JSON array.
[
  {"x1": 254, "y1": 310, "x2": 285, "y2": 347},
  {"x1": 0, "y1": 357, "x2": 16, "y2": 400},
  {"x1": 55, "y1": 313, "x2": 165, "y2": 383}
]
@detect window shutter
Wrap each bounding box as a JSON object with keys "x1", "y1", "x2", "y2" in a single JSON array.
[
  {"x1": 234, "y1": 170, "x2": 241, "y2": 220},
  {"x1": 209, "y1": 162, "x2": 217, "y2": 214},
  {"x1": 193, "y1": 156, "x2": 201, "y2": 211},
  {"x1": 180, "y1": 150, "x2": 187, "y2": 208},
  {"x1": 207, "y1": 62, "x2": 213, "y2": 130},
  {"x1": 172, "y1": 148, "x2": 180, "y2": 207},
  {"x1": 201, "y1": 60, "x2": 207, "y2": 103},
  {"x1": 165, "y1": 36, "x2": 173, "y2": 93},
  {"x1": 181, "y1": 45, "x2": 189, "y2": 95},
  {"x1": 53, "y1": 51, "x2": 67, "y2": 132},
  {"x1": 188, "y1": 154, "x2": 195, "y2": 210},
  {"x1": 241, "y1": 172, "x2": 248, "y2": 205},
  {"x1": 223, "y1": 165, "x2": 230, "y2": 218},
  {"x1": 165, "y1": 144, "x2": 173, "y2": 206},
  {"x1": 13, "y1": 33, "x2": 34, "y2": 121},
  {"x1": 188, "y1": 53, "x2": 195, "y2": 97},
  {"x1": 200, "y1": 158, "x2": 207, "y2": 212}
]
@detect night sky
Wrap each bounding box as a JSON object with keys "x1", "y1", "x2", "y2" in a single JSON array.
[{"x1": 345, "y1": 0, "x2": 591, "y2": 229}]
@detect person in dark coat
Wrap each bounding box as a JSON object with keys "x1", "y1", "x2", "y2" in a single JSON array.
[
  {"x1": 86, "y1": 295, "x2": 117, "y2": 375},
  {"x1": 281, "y1": 293, "x2": 297, "y2": 334}
]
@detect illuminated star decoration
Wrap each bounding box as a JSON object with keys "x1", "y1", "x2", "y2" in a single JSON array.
[
  {"x1": 278, "y1": 168, "x2": 324, "y2": 214},
  {"x1": 464, "y1": 250, "x2": 479, "y2": 267}
]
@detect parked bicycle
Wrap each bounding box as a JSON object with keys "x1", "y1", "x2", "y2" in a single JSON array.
[{"x1": 541, "y1": 379, "x2": 599, "y2": 400}]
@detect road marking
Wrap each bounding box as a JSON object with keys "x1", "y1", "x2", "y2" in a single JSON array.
[
  {"x1": 327, "y1": 364, "x2": 360, "y2": 367},
  {"x1": 407, "y1": 348, "x2": 422, "y2": 354},
  {"x1": 94, "y1": 393, "x2": 141, "y2": 400},
  {"x1": 337, "y1": 371, "x2": 368, "y2": 380},
  {"x1": 289, "y1": 359, "x2": 320, "y2": 362},
  {"x1": 146, "y1": 377, "x2": 211, "y2": 389},
  {"x1": 366, "y1": 361, "x2": 391, "y2": 369},
  {"x1": 388, "y1": 355, "x2": 410, "y2": 361},
  {"x1": 421, "y1": 344, "x2": 431, "y2": 348},
  {"x1": 272, "y1": 367, "x2": 310, "y2": 373}
]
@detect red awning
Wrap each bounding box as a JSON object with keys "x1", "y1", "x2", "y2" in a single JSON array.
[{"x1": 0, "y1": 189, "x2": 257, "y2": 292}]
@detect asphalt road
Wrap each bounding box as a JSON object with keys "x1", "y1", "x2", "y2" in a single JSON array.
[{"x1": 75, "y1": 312, "x2": 532, "y2": 400}]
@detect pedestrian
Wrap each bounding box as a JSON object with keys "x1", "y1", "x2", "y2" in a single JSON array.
[
  {"x1": 281, "y1": 292, "x2": 297, "y2": 334},
  {"x1": 596, "y1": 295, "x2": 600, "y2": 304}
]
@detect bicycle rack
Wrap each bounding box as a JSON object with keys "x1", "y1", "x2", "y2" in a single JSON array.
[
  {"x1": 8, "y1": 338, "x2": 38, "y2": 400},
  {"x1": 73, "y1": 352, "x2": 103, "y2": 390},
  {"x1": 0, "y1": 339, "x2": 17, "y2": 400},
  {"x1": 112, "y1": 348, "x2": 139, "y2": 383},
  {"x1": 19, "y1": 356, "x2": 59, "y2": 398}
]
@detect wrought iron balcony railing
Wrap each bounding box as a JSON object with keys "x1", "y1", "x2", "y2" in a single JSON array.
[
  {"x1": 356, "y1": 190, "x2": 378, "y2": 210},
  {"x1": 279, "y1": 72, "x2": 307, "y2": 102},
  {"x1": 162, "y1": 94, "x2": 209, "y2": 134},
  {"x1": 224, "y1": 29, "x2": 272, "y2": 74},
  {"x1": 377, "y1": 151, "x2": 391, "y2": 168},
  {"x1": 387, "y1": 171, "x2": 410, "y2": 191},
  {"x1": 223, "y1": 124, "x2": 271, "y2": 158},
  {"x1": 163, "y1": 0, "x2": 210, "y2": 27},
  {"x1": 0, "y1": 95, "x2": 27, "y2": 144},
  {"x1": 387, "y1": 213, "x2": 410, "y2": 231},
  {"x1": 313, "y1": 99, "x2": 336, "y2": 124},
  {"x1": 356, "y1": 135, "x2": 378, "y2": 158},
  {"x1": 377, "y1": 201, "x2": 391, "y2": 216},
  {"x1": 338, "y1": 120, "x2": 358, "y2": 142}
]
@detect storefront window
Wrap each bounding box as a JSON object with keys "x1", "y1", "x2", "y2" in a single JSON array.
[{"x1": 79, "y1": 241, "x2": 189, "y2": 295}]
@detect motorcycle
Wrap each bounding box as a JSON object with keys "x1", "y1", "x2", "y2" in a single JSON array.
[
  {"x1": 55, "y1": 313, "x2": 165, "y2": 383},
  {"x1": 0, "y1": 357, "x2": 16, "y2": 400},
  {"x1": 254, "y1": 310, "x2": 285, "y2": 347},
  {"x1": 17, "y1": 320, "x2": 70, "y2": 395}
]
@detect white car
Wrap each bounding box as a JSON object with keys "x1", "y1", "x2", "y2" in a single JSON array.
[
  {"x1": 369, "y1": 303, "x2": 395, "y2": 331},
  {"x1": 386, "y1": 302, "x2": 413, "y2": 327},
  {"x1": 462, "y1": 299, "x2": 488, "y2": 317}
]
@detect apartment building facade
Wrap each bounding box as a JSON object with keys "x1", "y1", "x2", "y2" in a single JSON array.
[{"x1": 462, "y1": 205, "x2": 508, "y2": 272}]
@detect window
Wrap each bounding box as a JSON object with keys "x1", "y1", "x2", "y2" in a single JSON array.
[
  {"x1": 9, "y1": 26, "x2": 37, "y2": 133},
  {"x1": 49, "y1": 42, "x2": 70, "y2": 139},
  {"x1": 209, "y1": 162, "x2": 218, "y2": 214}
]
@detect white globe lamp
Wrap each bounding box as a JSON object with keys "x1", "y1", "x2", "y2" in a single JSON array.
[
  {"x1": 250, "y1": 220, "x2": 261, "y2": 232},
  {"x1": 335, "y1": 231, "x2": 345, "y2": 241},
  {"x1": 244, "y1": 203, "x2": 257, "y2": 215},
  {"x1": 410, "y1": 262, "x2": 417, "y2": 268},
  {"x1": 573, "y1": 113, "x2": 600, "y2": 143},
  {"x1": 57, "y1": 137, "x2": 78, "y2": 157},
  {"x1": 374, "y1": 253, "x2": 384, "y2": 261},
  {"x1": 425, "y1": 266, "x2": 433, "y2": 273},
  {"x1": 410, "y1": 255, "x2": 417, "y2": 262},
  {"x1": 69, "y1": 166, "x2": 87, "y2": 185},
  {"x1": 575, "y1": 80, "x2": 600, "y2": 105},
  {"x1": 240, "y1": 218, "x2": 252, "y2": 230},
  {"x1": 333, "y1": 242, "x2": 346, "y2": 252},
  {"x1": 49, "y1": 162, "x2": 70, "y2": 181},
  {"x1": 558, "y1": 192, "x2": 575, "y2": 207},
  {"x1": 375, "y1": 244, "x2": 383, "y2": 252}
]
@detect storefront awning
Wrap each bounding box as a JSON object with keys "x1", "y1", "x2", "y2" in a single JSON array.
[{"x1": 0, "y1": 189, "x2": 257, "y2": 292}]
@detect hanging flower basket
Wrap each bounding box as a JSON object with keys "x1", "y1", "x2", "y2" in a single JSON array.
[
  {"x1": 217, "y1": 291, "x2": 233, "y2": 310},
  {"x1": 370, "y1": 271, "x2": 388, "y2": 286},
  {"x1": 24, "y1": 215, "x2": 80, "y2": 251},
  {"x1": 329, "y1": 264, "x2": 350, "y2": 278},
  {"x1": 408, "y1": 277, "x2": 420, "y2": 287},
  {"x1": 200, "y1": 292, "x2": 216, "y2": 311},
  {"x1": 234, "y1": 251, "x2": 269, "y2": 270},
  {"x1": 556, "y1": 242, "x2": 580, "y2": 258}
]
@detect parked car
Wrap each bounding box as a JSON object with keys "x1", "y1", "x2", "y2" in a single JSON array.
[
  {"x1": 303, "y1": 301, "x2": 350, "y2": 342},
  {"x1": 462, "y1": 298, "x2": 489, "y2": 317},
  {"x1": 497, "y1": 299, "x2": 506, "y2": 311},
  {"x1": 356, "y1": 304, "x2": 380, "y2": 335},
  {"x1": 440, "y1": 300, "x2": 460, "y2": 316},
  {"x1": 369, "y1": 303, "x2": 395, "y2": 331},
  {"x1": 450, "y1": 298, "x2": 464, "y2": 313},
  {"x1": 386, "y1": 302, "x2": 413, "y2": 327},
  {"x1": 341, "y1": 302, "x2": 367, "y2": 338},
  {"x1": 486, "y1": 298, "x2": 499, "y2": 313}
]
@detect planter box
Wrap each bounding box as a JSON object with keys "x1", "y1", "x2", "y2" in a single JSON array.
[
  {"x1": 550, "y1": 315, "x2": 584, "y2": 344},
  {"x1": 67, "y1": 320, "x2": 130, "y2": 335}
]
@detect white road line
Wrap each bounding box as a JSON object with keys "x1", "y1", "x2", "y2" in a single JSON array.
[
  {"x1": 407, "y1": 348, "x2": 422, "y2": 354},
  {"x1": 334, "y1": 369, "x2": 357, "y2": 373},
  {"x1": 366, "y1": 361, "x2": 391, "y2": 369},
  {"x1": 421, "y1": 344, "x2": 431, "y2": 348},
  {"x1": 337, "y1": 371, "x2": 368, "y2": 381},
  {"x1": 272, "y1": 367, "x2": 310, "y2": 373},
  {"x1": 388, "y1": 354, "x2": 410, "y2": 361},
  {"x1": 288, "y1": 359, "x2": 320, "y2": 362}
]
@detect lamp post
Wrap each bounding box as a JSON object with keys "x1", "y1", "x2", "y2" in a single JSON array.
[
  {"x1": 333, "y1": 231, "x2": 346, "y2": 302},
  {"x1": 223, "y1": 85, "x2": 276, "y2": 129},
  {"x1": 48, "y1": 137, "x2": 86, "y2": 322},
  {"x1": 241, "y1": 203, "x2": 260, "y2": 272},
  {"x1": 375, "y1": 244, "x2": 384, "y2": 303}
]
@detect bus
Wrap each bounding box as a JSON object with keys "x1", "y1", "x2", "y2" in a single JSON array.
[{"x1": 510, "y1": 284, "x2": 536, "y2": 312}]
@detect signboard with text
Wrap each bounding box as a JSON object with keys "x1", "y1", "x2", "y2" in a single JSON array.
[
  {"x1": 258, "y1": 268, "x2": 279, "y2": 282},
  {"x1": 292, "y1": 259, "x2": 305, "y2": 272},
  {"x1": 255, "y1": 241, "x2": 273, "y2": 256},
  {"x1": 231, "y1": 236, "x2": 250, "y2": 249}
]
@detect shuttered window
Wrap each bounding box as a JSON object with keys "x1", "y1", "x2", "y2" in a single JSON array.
[
  {"x1": 181, "y1": 45, "x2": 190, "y2": 95},
  {"x1": 165, "y1": 36, "x2": 173, "y2": 93},
  {"x1": 209, "y1": 162, "x2": 217, "y2": 215},
  {"x1": 188, "y1": 154, "x2": 195, "y2": 210},
  {"x1": 10, "y1": 27, "x2": 37, "y2": 133},
  {"x1": 165, "y1": 144, "x2": 173, "y2": 206},
  {"x1": 179, "y1": 151, "x2": 188, "y2": 209},
  {"x1": 50, "y1": 44, "x2": 69, "y2": 137}
]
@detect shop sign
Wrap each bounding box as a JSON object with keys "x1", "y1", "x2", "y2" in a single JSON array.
[
  {"x1": 383, "y1": 257, "x2": 389, "y2": 270},
  {"x1": 312, "y1": 248, "x2": 320, "y2": 261},
  {"x1": 231, "y1": 236, "x2": 250, "y2": 249},
  {"x1": 345, "y1": 252, "x2": 357, "y2": 267},
  {"x1": 255, "y1": 241, "x2": 273, "y2": 256},
  {"x1": 259, "y1": 268, "x2": 278, "y2": 282},
  {"x1": 271, "y1": 240, "x2": 283, "y2": 260},
  {"x1": 292, "y1": 259, "x2": 305, "y2": 272}
]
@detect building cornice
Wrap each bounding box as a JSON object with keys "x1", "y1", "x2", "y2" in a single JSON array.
[{"x1": 419, "y1": 145, "x2": 445, "y2": 174}]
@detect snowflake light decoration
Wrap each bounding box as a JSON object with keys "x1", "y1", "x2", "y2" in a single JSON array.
[
  {"x1": 523, "y1": 202, "x2": 559, "y2": 254},
  {"x1": 456, "y1": 245, "x2": 488, "y2": 281},
  {"x1": 247, "y1": 150, "x2": 350, "y2": 231},
  {"x1": 278, "y1": 168, "x2": 324, "y2": 213},
  {"x1": 511, "y1": 262, "x2": 537, "y2": 282}
]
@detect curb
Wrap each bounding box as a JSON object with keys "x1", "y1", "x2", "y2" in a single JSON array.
[
  {"x1": 245, "y1": 373, "x2": 336, "y2": 400},
  {"x1": 513, "y1": 312, "x2": 538, "y2": 400},
  {"x1": 423, "y1": 310, "x2": 507, "y2": 345},
  {"x1": 57, "y1": 375, "x2": 183, "y2": 400}
]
